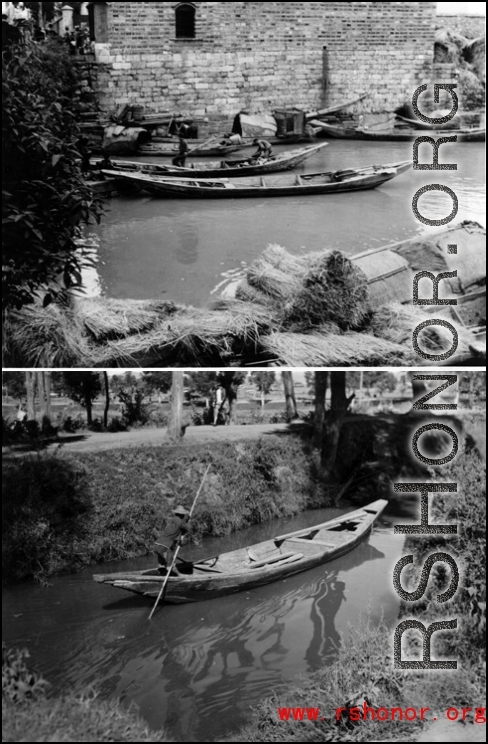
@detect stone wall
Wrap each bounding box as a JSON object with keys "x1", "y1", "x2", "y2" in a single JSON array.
[
  {"x1": 92, "y1": 1, "x2": 437, "y2": 117},
  {"x1": 436, "y1": 14, "x2": 485, "y2": 40}
]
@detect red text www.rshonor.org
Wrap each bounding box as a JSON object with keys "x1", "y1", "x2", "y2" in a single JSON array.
[{"x1": 277, "y1": 704, "x2": 487, "y2": 723}]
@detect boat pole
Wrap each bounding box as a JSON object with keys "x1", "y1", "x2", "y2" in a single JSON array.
[{"x1": 148, "y1": 462, "x2": 212, "y2": 619}]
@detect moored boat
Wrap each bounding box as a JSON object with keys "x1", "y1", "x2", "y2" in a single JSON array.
[
  {"x1": 137, "y1": 141, "x2": 248, "y2": 157},
  {"x1": 102, "y1": 160, "x2": 412, "y2": 198},
  {"x1": 93, "y1": 143, "x2": 328, "y2": 179},
  {"x1": 93, "y1": 499, "x2": 388, "y2": 604},
  {"x1": 314, "y1": 121, "x2": 485, "y2": 142}
]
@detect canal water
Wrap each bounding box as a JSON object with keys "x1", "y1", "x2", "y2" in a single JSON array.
[
  {"x1": 84, "y1": 140, "x2": 485, "y2": 306},
  {"x1": 2, "y1": 503, "x2": 413, "y2": 742}
]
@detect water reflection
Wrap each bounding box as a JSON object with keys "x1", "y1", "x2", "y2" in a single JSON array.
[{"x1": 63, "y1": 542, "x2": 383, "y2": 740}]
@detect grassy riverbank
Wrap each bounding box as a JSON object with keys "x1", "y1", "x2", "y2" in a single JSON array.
[
  {"x1": 2, "y1": 646, "x2": 168, "y2": 743},
  {"x1": 228, "y1": 445, "x2": 486, "y2": 742},
  {"x1": 2, "y1": 434, "x2": 320, "y2": 583}
]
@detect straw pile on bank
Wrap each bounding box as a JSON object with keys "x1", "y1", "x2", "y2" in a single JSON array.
[{"x1": 3, "y1": 238, "x2": 482, "y2": 368}]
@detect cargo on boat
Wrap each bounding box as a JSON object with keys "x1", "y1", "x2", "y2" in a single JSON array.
[
  {"x1": 102, "y1": 160, "x2": 412, "y2": 199},
  {"x1": 93, "y1": 500, "x2": 388, "y2": 604}
]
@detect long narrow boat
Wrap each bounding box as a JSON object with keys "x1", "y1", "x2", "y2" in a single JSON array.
[
  {"x1": 93, "y1": 499, "x2": 387, "y2": 604},
  {"x1": 395, "y1": 114, "x2": 485, "y2": 139},
  {"x1": 137, "y1": 141, "x2": 248, "y2": 157},
  {"x1": 93, "y1": 143, "x2": 328, "y2": 179},
  {"x1": 102, "y1": 160, "x2": 412, "y2": 199},
  {"x1": 315, "y1": 121, "x2": 485, "y2": 143}
]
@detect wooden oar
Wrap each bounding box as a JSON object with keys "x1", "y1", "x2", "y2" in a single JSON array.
[
  {"x1": 148, "y1": 462, "x2": 212, "y2": 619},
  {"x1": 187, "y1": 136, "x2": 219, "y2": 155}
]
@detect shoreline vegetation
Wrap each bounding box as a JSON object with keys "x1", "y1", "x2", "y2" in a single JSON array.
[
  {"x1": 4, "y1": 222, "x2": 485, "y2": 368},
  {"x1": 5, "y1": 408, "x2": 481, "y2": 585}
]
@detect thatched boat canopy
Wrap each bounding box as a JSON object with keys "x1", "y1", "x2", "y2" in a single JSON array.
[{"x1": 4, "y1": 222, "x2": 484, "y2": 368}]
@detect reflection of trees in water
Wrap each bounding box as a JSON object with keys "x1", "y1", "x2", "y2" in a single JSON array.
[{"x1": 173, "y1": 225, "x2": 199, "y2": 265}]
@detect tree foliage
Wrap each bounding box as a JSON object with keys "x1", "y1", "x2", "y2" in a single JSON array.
[
  {"x1": 61, "y1": 372, "x2": 101, "y2": 424},
  {"x1": 2, "y1": 37, "x2": 104, "y2": 310},
  {"x1": 2, "y1": 372, "x2": 27, "y2": 401}
]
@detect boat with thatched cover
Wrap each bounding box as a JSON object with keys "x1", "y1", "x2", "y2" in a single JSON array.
[
  {"x1": 313, "y1": 121, "x2": 485, "y2": 142},
  {"x1": 101, "y1": 160, "x2": 412, "y2": 198},
  {"x1": 93, "y1": 143, "x2": 328, "y2": 179},
  {"x1": 4, "y1": 223, "x2": 484, "y2": 368},
  {"x1": 93, "y1": 500, "x2": 388, "y2": 604}
]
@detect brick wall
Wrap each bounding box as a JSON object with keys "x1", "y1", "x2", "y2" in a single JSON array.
[{"x1": 92, "y1": 1, "x2": 437, "y2": 117}]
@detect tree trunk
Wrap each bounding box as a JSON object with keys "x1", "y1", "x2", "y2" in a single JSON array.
[
  {"x1": 25, "y1": 372, "x2": 36, "y2": 421},
  {"x1": 227, "y1": 388, "x2": 237, "y2": 424},
  {"x1": 313, "y1": 372, "x2": 328, "y2": 448},
  {"x1": 103, "y1": 371, "x2": 110, "y2": 428},
  {"x1": 37, "y1": 372, "x2": 51, "y2": 433},
  {"x1": 84, "y1": 380, "x2": 93, "y2": 426},
  {"x1": 43, "y1": 372, "x2": 51, "y2": 431},
  {"x1": 282, "y1": 372, "x2": 298, "y2": 422},
  {"x1": 168, "y1": 371, "x2": 185, "y2": 440},
  {"x1": 261, "y1": 389, "x2": 265, "y2": 408},
  {"x1": 220, "y1": 380, "x2": 238, "y2": 425},
  {"x1": 320, "y1": 372, "x2": 354, "y2": 481}
]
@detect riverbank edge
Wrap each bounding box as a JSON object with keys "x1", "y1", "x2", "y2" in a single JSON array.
[
  {"x1": 225, "y1": 446, "x2": 486, "y2": 743},
  {"x1": 2, "y1": 433, "x2": 330, "y2": 584},
  {"x1": 2, "y1": 687, "x2": 170, "y2": 742}
]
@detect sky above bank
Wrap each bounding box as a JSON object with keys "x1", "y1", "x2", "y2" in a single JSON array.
[{"x1": 437, "y1": 2, "x2": 485, "y2": 14}]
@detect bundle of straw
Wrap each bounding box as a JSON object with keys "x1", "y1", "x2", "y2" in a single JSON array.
[
  {"x1": 75, "y1": 297, "x2": 178, "y2": 340},
  {"x1": 92, "y1": 301, "x2": 274, "y2": 367},
  {"x1": 261, "y1": 330, "x2": 414, "y2": 367},
  {"x1": 247, "y1": 257, "x2": 302, "y2": 302},
  {"x1": 235, "y1": 279, "x2": 275, "y2": 307},
  {"x1": 4, "y1": 303, "x2": 92, "y2": 368},
  {"x1": 369, "y1": 303, "x2": 477, "y2": 359},
  {"x1": 283, "y1": 251, "x2": 369, "y2": 331}
]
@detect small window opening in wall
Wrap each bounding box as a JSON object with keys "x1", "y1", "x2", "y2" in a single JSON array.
[{"x1": 175, "y1": 3, "x2": 196, "y2": 39}]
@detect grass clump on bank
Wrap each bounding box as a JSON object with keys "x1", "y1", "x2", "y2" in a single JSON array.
[
  {"x1": 2, "y1": 644, "x2": 168, "y2": 742},
  {"x1": 2, "y1": 435, "x2": 320, "y2": 583}
]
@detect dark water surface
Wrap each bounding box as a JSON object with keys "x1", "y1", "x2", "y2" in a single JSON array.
[
  {"x1": 2, "y1": 505, "x2": 412, "y2": 741},
  {"x1": 84, "y1": 140, "x2": 485, "y2": 305}
]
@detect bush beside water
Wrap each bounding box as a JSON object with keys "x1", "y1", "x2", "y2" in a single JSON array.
[{"x1": 2, "y1": 435, "x2": 319, "y2": 583}]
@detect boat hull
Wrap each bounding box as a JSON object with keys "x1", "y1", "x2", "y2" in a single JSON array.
[
  {"x1": 94, "y1": 143, "x2": 328, "y2": 179},
  {"x1": 102, "y1": 161, "x2": 411, "y2": 199},
  {"x1": 316, "y1": 122, "x2": 485, "y2": 142},
  {"x1": 94, "y1": 499, "x2": 387, "y2": 604}
]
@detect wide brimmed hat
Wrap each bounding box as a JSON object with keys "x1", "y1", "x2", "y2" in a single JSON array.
[{"x1": 173, "y1": 505, "x2": 190, "y2": 516}]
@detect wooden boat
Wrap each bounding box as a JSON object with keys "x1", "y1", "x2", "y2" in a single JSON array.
[
  {"x1": 137, "y1": 141, "x2": 248, "y2": 157},
  {"x1": 93, "y1": 499, "x2": 388, "y2": 604},
  {"x1": 102, "y1": 160, "x2": 412, "y2": 199},
  {"x1": 315, "y1": 121, "x2": 485, "y2": 143},
  {"x1": 92, "y1": 143, "x2": 328, "y2": 179},
  {"x1": 395, "y1": 114, "x2": 485, "y2": 141}
]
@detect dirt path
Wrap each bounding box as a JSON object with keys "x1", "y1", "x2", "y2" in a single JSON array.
[{"x1": 3, "y1": 422, "x2": 305, "y2": 456}]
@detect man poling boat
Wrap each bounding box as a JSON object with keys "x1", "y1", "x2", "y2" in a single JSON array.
[
  {"x1": 94, "y1": 498, "x2": 388, "y2": 607},
  {"x1": 148, "y1": 463, "x2": 212, "y2": 618}
]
